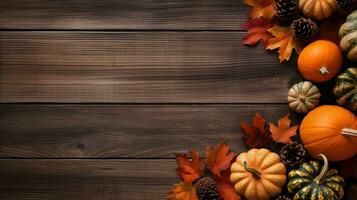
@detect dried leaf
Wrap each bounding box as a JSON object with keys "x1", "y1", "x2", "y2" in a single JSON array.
[
  {"x1": 240, "y1": 112, "x2": 271, "y2": 148},
  {"x1": 243, "y1": 0, "x2": 276, "y2": 19},
  {"x1": 175, "y1": 150, "x2": 205, "y2": 183},
  {"x1": 206, "y1": 143, "x2": 236, "y2": 177},
  {"x1": 167, "y1": 182, "x2": 198, "y2": 200},
  {"x1": 241, "y1": 18, "x2": 274, "y2": 46},
  {"x1": 269, "y1": 114, "x2": 298, "y2": 144},
  {"x1": 317, "y1": 20, "x2": 343, "y2": 44},
  {"x1": 340, "y1": 155, "x2": 357, "y2": 179},
  {"x1": 266, "y1": 25, "x2": 302, "y2": 63},
  {"x1": 214, "y1": 170, "x2": 241, "y2": 200}
]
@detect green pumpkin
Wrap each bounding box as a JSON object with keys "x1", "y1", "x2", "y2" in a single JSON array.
[
  {"x1": 287, "y1": 154, "x2": 345, "y2": 200},
  {"x1": 333, "y1": 67, "x2": 357, "y2": 112},
  {"x1": 339, "y1": 10, "x2": 357, "y2": 62}
]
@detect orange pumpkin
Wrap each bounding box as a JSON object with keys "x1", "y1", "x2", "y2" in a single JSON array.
[
  {"x1": 300, "y1": 105, "x2": 357, "y2": 161},
  {"x1": 230, "y1": 148, "x2": 286, "y2": 200},
  {"x1": 298, "y1": 40, "x2": 343, "y2": 83}
]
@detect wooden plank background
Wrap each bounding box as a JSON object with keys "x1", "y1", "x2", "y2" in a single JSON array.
[{"x1": 0, "y1": 1, "x2": 305, "y2": 199}]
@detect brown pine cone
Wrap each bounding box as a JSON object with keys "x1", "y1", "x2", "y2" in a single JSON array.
[
  {"x1": 275, "y1": 0, "x2": 299, "y2": 24},
  {"x1": 291, "y1": 18, "x2": 319, "y2": 41},
  {"x1": 194, "y1": 177, "x2": 219, "y2": 200},
  {"x1": 337, "y1": 0, "x2": 357, "y2": 15},
  {"x1": 275, "y1": 195, "x2": 292, "y2": 200},
  {"x1": 280, "y1": 142, "x2": 306, "y2": 167}
]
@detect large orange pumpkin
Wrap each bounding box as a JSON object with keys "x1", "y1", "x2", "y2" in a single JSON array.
[
  {"x1": 300, "y1": 105, "x2": 357, "y2": 161},
  {"x1": 298, "y1": 40, "x2": 343, "y2": 83}
]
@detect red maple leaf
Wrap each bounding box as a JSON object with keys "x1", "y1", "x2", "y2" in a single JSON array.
[
  {"x1": 214, "y1": 170, "x2": 241, "y2": 200},
  {"x1": 206, "y1": 143, "x2": 236, "y2": 177},
  {"x1": 175, "y1": 149, "x2": 205, "y2": 183},
  {"x1": 240, "y1": 112, "x2": 272, "y2": 148},
  {"x1": 241, "y1": 18, "x2": 274, "y2": 47}
]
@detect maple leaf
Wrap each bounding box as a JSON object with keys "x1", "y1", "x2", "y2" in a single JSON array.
[
  {"x1": 240, "y1": 112, "x2": 272, "y2": 148},
  {"x1": 243, "y1": 0, "x2": 276, "y2": 19},
  {"x1": 206, "y1": 143, "x2": 236, "y2": 177},
  {"x1": 175, "y1": 149, "x2": 205, "y2": 183},
  {"x1": 339, "y1": 155, "x2": 357, "y2": 179},
  {"x1": 241, "y1": 18, "x2": 274, "y2": 47},
  {"x1": 266, "y1": 25, "x2": 302, "y2": 63},
  {"x1": 167, "y1": 182, "x2": 198, "y2": 200},
  {"x1": 214, "y1": 170, "x2": 241, "y2": 200},
  {"x1": 269, "y1": 114, "x2": 298, "y2": 144},
  {"x1": 317, "y1": 20, "x2": 343, "y2": 45}
]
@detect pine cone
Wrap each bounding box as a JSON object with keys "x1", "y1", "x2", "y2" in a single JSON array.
[
  {"x1": 337, "y1": 0, "x2": 357, "y2": 15},
  {"x1": 275, "y1": 195, "x2": 292, "y2": 200},
  {"x1": 291, "y1": 18, "x2": 319, "y2": 41},
  {"x1": 194, "y1": 177, "x2": 219, "y2": 200},
  {"x1": 275, "y1": 0, "x2": 299, "y2": 24},
  {"x1": 280, "y1": 142, "x2": 306, "y2": 167}
]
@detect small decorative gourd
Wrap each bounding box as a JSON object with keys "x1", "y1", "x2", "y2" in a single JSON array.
[
  {"x1": 339, "y1": 10, "x2": 357, "y2": 62},
  {"x1": 288, "y1": 81, "x2": 321, "y2": 113},
  {"x1": 299, "y1": 0, "x2": 337, "y2": 20},
  {"x1": 230, "y1": 148, "x2": 286, "y2": 200},
  {"x1": 300, "y1": 105, "x2": 357, "y2": 161},
  {"x1": 288, "y1": 154, "x2": 345, "y2": 200},
  {"x1": 333, "y1": 67, "x2": 357, "y2": 112}
]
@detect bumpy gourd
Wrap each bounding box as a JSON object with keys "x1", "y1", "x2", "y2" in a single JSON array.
[
  {"x1": 299, "y1": 0, "x2": 337, "y2": 20},
  {"x1": 288, "y1": 154, "x2": 345, "y2": 200},
  {"x1": 333, "y1": 67, "x2": 357, "y2": 111},
  {"x1": 339, "y1": 10, "x2": 357, "y2": 61},
  {"x1": 230, "y1": 148, "x2": 286, "y2": 200},
  {"x1": 288, "y1": 81, "x2": 321, "y2": 113}
]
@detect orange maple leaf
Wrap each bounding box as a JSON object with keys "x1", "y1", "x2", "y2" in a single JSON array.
[
  {"x1": 175, "y1": 150, "x2": 205, "y2": 184},
  {"x1": 167, "y1": 182, "x2": 198, "y2": 200},
  {"x1": 269, "y1": 114, "x2": 298, "y2": 144},
  {"x1": 240, "y1": 112, "x2": 272, "y2": 148},
  {"x1": 206, "y1": 143, "x2": 236, "y2": 177},
  {"x1": 243, "y1": 0, "x2": 276, "y2": 19},
  {"x1": 266, "y1": 25, "x2": 302, "y2": 63},
  {"x1": 214, "y1": 170, "x2": 241, "y2": 200},
  {"x1": 241, "y1": 18, "x2": 274, "y2": 47}
]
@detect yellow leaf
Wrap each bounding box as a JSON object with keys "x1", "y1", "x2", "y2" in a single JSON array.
[
  {"x1": 266, "y1": 25, "x2": 302, "y2": 63},
  {"x1": 243, "y1": 0, "x2": 276, "y2": 19}
]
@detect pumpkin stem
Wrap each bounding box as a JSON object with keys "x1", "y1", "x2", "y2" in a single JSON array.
[
  {"x1": 244, "y1": 161, "x2": 261, "y2": 179},
  {"x1": 319, "y1": 67, "x2": 329, "y2": 75},
  {"x1": 341, "y1": 128, "x2": 357, "y2": 137},
  {"x1": 298, "y1": 95, "x2": 306, "y2": 103},
  {"x1": 314, "y1": 154, "x2": 328, "y2": 184}
]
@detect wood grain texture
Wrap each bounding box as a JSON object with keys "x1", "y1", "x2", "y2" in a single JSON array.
[
  {"x1": 0, "y1": 0, "x2": 248, "y2": 30},
  {"x1": 0, "y1": 31, "x2": 301, "y2": 103},
  {"x1": 0, "y1": 104, "x2": 299, "y2": 158},
  {"x1": 0, "y1": 159, "x2": 176, "y2": 200}
]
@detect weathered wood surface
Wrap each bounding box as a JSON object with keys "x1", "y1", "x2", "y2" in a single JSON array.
[
  {"x1": 0, "y1": 1, "x2": 310, "y2": 199},
  {"x1": 0, "y1": 159, "x2": 176, "y2": 200},
  {"x1": 0, "y1": 104, "x2": 298, "y2": 158},
  {"x1": 0, "y1": 31, "x2": 301, "y2": 103},
  {"x1": 0, "y1": 0, "x2": 248, "y2": 30}
]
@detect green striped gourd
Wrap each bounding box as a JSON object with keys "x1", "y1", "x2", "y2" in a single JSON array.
[
  {"x1": 339, "y1": 10, "x2": 357, "y2": 61},
  {"x1": 287, "y1": 154, "x2": 345, "y2": 200},
  {"x1": 333, "y1": 67, "x2": 357, "y2": 111}
]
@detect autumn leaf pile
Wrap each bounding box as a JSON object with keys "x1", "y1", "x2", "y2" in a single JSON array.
[
  {"x1": 168, "y1": 113, "x2": 300, "y2": 200},
  {"x1": 167, "y1": 143, "x2": 240, "y2": 200},
  {"x1": 241, "y1": 0, "x2": 343, "y2": 63}
]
